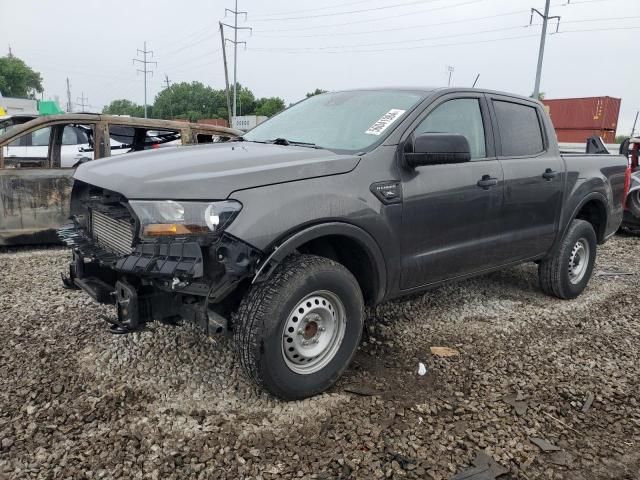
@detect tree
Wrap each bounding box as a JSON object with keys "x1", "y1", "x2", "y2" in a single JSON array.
[
  {"x1": 0, "y1": 56, "x2": 43, "y2": 98},
  {"x1": 102, "y1": 99, "x2": 145, "y2": 117},
  {"x1": 236, "y1": 84, "x2": 256, "y2": 117},
  {"x1": 306, "y1": 88, "x2": 327, "y2": 98},
  {"x1": 153, "y1": 81, "x2": 228, "y2": 122},
  {"x1": 530, "y1": 91, "x2": 546, "y2": 100},
  {"x1": 253, "y1": 96, "x2": 285, "y2": 117}
]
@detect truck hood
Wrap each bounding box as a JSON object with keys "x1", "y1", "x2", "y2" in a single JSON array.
[{"x1": 74, "y1": 142, "x2": 361, "y2": 199}]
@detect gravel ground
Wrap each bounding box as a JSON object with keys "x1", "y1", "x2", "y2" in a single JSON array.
[{"x1": 1, "y1": 237, "x2": 639, "y2": 480}]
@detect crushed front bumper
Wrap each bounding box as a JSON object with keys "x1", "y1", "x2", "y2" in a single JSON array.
[{"x1": 58, "y1": 223, "x2": 261, "y2": 334}]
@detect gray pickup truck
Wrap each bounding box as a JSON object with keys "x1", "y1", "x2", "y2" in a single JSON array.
[{"x1": 59, "y1": 87, "x2": 627, "y2": 399}]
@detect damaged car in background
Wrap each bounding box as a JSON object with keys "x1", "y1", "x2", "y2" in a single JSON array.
[
  {"x1": 58, "y1": 87, "x2": 627, "y2": 400},
  {"x1": 0, "y1": 114, "x2": 240, "y2": 245}
]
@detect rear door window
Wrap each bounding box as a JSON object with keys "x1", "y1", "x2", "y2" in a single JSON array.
[
  {"x1": 493, "y1": 101, "x2": 544, "y2": 157},
  {"x1": 3, "y1": 126, "x2": 51, "y2": 168}
]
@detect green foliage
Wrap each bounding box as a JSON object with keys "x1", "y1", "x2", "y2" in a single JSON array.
[
  {"x1": 615, "y1": 135, "x2": 629, "y2": 144},
  {"x1": 102, "y1": 99, "x2": 146, "y2": 117},
  {"x1": 235, "y1": 84, "x2": 255, "y2": 117},
  {"x1": 530, "y1": 91, "x2": 546, "y2": 100},
  {"x1": 102, "y1": 83, "x2": 285, "y2": 123},
  {"x1": 254, "y1": 97, "x2": 286, "y2": 117},
  {"x1": 305, "y1": 88, "x2": 327, "y2": 98},
  {"x1": 153, "y1": 81, "x2": 228, "y2": 122},
  {"x1": 0, "y1": 56, "x2": 44, "y2": 98}
]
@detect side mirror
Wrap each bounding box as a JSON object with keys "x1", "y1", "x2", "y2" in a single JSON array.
[{"x1": 404, "y1": 133, "x2": 471, "y2": 168}]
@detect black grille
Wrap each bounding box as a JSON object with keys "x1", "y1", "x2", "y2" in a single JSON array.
[{"x1": 90, "y1": 208, "x2": 134, "y2": 255}]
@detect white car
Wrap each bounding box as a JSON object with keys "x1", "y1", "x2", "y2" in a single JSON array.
[{"x1": 5, "y1": 124, "x2": 130, "y2": 168}]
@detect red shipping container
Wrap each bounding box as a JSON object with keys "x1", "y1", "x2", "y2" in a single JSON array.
[
  {"x1": 554, "y1": 128, "x2": 616, "y2": 144},
  {"x1": 542, "y1": 97, "x2": 621, "y2": 131}
]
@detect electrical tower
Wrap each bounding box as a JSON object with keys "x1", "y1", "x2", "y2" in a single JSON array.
[
  {"x1": 76, "y1": 92, "x2": 89, "y2": 112},
  {"x1": 66, "y1": 78, "x2": 73, "y2": 112},
  {"x1": 133, "y1": 41, "x2": 157, "y2": 118},
  {"x1": 447, "y1": 66, "x2": 455, "y2": 87},
  {"x1": 530, "y1": 0, "x2": 561, "y2": 99},
  {"x1": 222, "y1": 1, "x2": 252, "y2": 120}
]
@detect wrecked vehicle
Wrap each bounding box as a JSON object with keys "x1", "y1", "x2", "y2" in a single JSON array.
[
  {"x1": 0, "y1": 114, "x2": 240, "y2": 245},
  {"x1": 620, "y1": 137, "x2": 640, "y2": 229},
  {"x1": 59, "y1": 88, "x2": 627, "y2": 399}
]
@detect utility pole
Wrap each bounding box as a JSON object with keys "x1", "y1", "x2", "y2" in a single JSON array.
[
  {"x1": 162, "y1": 74, "x2": 174, "y2": 119},
  {"x1": 7, "y1": 44, "x2": 12, "y2": 57},
  {"x1": 76, "y1": 92, "x2": 89, "y2": 112},
  {"x1": 133, "y1": 41, "x2": 157, "y2": 118},
  {"x1": 631, "y1": 111, "x2": 639, "y2": 138},
  {"x1": 66, "y1": 78, "x2": 73, "y2": 112},
  {"x1": 223, "y1": 1, "x2": 252, "y2": 120},
  {"x1": 219, "y1": 22, "x2": 233, "y2": 127},
  {"x1": 447, "y1": 66, "x2": 455, "y2": 87},
  {"x1": 530, "y1": 0, "x2": 561, "y2": 99}
]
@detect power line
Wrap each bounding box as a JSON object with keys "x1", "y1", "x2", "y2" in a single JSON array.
[
  {"x1": 249, "y1": 25, "x2": 639, "y2": 55},
  {"x1": 253, "y1": 12, "x2": 639, "y2": 40},
  {"x1": 251, "y1": 0, "x2": 373, "y2": 18},
  {"x1": 251, "y1": 0, "x2": 619, "y2": 33},
  {"x1": 251, "y1": 0, "x2": 442, "y2": 21},
  {"x1": 132, "y1": 41, "x2": 157, "y2": 118},
  {"x1": 254, "y1": 8, "x2": 528, "y2": 38},
  {"x1": 222, "y1": 1, "x2": 252, "y2": 119},
  {"x1": 253, "y1": 24, "x2": 533, "y2": 51},
  {"x1": 161, "y1": 48, "x2": 221, "y2": 71},
  {"x1": 161, "y1": 31, "x2": 218, "y2": 58},
  {"x1": 253, "y1": 0, "x2": 484, "y2": 32},
  {"x1": 251, "y1": 33, "x2": 541, "y2": 54}
]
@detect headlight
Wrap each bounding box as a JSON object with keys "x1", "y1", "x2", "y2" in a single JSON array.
[{"x1": 129, "y1": 200, "x2": 242, "y2": 237}]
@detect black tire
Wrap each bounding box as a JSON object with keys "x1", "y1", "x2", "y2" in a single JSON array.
[
  {"x1": 234, "y1": 254, "x2": 364, "y2": 400},
  {"x1": 628, "y1": 190, "x2": 640, "y2": 219},
  {"x1": 538, "y1": 219, "x2": 597, "y2": 299}
]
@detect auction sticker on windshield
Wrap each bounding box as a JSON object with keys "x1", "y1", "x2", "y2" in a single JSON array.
[{"x1": 365, "y1": 109, "x2": 406, "y2": 135}]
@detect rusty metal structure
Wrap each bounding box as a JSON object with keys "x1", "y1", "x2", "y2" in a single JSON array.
[{"x1": 0, "y1": 114, "x2": 240, "y2": 246}]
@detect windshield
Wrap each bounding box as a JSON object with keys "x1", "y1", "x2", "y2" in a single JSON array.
[{"x1": 243, "y1": 90, "x2": 423, "y2": 153}]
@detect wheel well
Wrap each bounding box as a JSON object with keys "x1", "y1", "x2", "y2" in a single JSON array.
[
  {"x1": 575, "y1": 199, "x2": 607, "y2": 242},
  {"x1": 297, "y1": 235, "x2": 378, "y2": 305}
]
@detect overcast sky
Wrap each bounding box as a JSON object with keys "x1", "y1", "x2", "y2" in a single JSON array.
[{"x1": 1, "y1": 0, "x2": 638, "y2": 133}]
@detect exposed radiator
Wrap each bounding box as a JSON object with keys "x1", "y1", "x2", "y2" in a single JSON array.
[{"x1": 90, "y1": 209, "x2": 134, "y2": 255}]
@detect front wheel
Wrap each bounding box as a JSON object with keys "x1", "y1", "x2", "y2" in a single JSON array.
[
  {"x1": 538, "y1": 219, "x2": 597, "y2": 299},
  {"x1": 234, "y1": 254, "x2": 364, "y2": 400}
]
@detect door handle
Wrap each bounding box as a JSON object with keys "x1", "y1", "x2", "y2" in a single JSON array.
[
  {"x1": 477, "y1": 175, "x2": 498, "y2": 190},
  {"x1": 542, "y1": 168, "x2": 558, "y2": 180}
]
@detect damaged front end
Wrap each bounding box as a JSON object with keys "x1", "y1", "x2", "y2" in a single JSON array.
[{"x1": 58, "y1": 181, "x2": 261, "y2": 334}]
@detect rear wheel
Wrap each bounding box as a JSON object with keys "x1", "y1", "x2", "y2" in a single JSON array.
[
  {"x1": 628, "y1": 190, "x2": 640, "y2": 219},
  {"x1": 538, "y1": 219, "x2": 597, "y2": 299},
  {"x1": 234, "y1": 254, "x2": 364, "y2": 400}
]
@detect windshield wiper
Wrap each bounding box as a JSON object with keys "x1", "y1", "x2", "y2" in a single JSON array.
[{"x1": 266, "y1": 138, "x2": 322, "y2": 149}]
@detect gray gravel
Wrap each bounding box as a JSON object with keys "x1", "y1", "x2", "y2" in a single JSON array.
[{"x1": 1, "y1": 237, "x2": 639, "y2": 479}]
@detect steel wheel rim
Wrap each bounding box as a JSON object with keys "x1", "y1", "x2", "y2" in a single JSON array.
[
  {"x1": 568, "y1": 237, "x2": 590, "y2": 285},
  {"x1": 281, "y1": 290, "x2": 347, "y2": 375}
]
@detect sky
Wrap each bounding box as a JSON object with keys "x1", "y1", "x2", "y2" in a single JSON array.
[{"x1": 1, "y1": 0, "x2": 638, "y2": 133}]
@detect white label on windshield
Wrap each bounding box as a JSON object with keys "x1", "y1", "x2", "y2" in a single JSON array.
[{"x1": 365, "y1": 109, "x2": 406, "y2": 135}]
